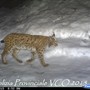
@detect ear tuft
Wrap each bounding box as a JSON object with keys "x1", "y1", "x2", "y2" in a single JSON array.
[{"x1": 52, "y1": 32, "x2": 55, "y2": 37}]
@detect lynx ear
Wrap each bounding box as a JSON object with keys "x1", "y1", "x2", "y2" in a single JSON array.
[{"x1": 52, "y1": 32, "x2": 55, "y2": 37}]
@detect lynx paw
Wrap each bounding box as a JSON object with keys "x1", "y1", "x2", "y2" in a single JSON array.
[{"x1": 42, "y1": 63, "x2": 49, "y2": 67}]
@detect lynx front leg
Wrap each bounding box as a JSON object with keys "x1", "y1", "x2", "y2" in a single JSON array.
[
  {"x1": 26, "y1": 52, "x2": 36, "y2": 63},
  {"x1": 12, "y1": 49, "x2": 22, "y2": 63},
  {"x1": 37, "y1": 50, "x2": 49, "y2": 67}
]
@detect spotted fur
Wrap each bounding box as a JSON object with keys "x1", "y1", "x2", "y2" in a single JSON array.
[{"x1": 1, "y1": 33, "x2": 58, "y2": 67}]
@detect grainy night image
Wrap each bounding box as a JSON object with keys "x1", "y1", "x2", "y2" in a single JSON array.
[{"x1": 0, "y1": 0, "x2": 90, "y2": 87}]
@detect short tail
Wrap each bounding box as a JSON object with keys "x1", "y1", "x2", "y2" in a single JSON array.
[{"x1": 0, "y1": 40, "x2": 4, "y2": 43}]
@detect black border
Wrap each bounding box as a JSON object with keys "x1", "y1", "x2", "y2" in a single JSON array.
[{"x1": 1, "y1": 87, "x2": 86, "y2": 90}]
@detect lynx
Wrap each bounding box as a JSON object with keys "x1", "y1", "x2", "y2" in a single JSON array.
[{"x1": 1, "y1": 33, "x2": 58, "y2": 67}]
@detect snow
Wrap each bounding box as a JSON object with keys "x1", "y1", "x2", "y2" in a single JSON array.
[{"x1": 0, "y1": 0, "x2": 90, "y2": 87}]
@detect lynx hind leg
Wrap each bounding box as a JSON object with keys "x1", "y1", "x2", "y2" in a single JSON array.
[
  {"x1": 1, "y1": 47, "x2": 9, "y2": 64},
  {"x1": 37, "y1": 50, "x2": 49, "y2": 67},
  {"x1": 12, "y1": 49, "x2": 23, "y2": 63},
  {"x1": 26, "y1": 52, "x2": 36, "y2": 63}
]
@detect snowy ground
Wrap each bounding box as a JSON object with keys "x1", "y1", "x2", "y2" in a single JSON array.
[
  {"x1": 0, "y1": 0, "x2": 90, "y2": 87},
  {"x1": 0, "y1": 38, "x2": 90, "y2": 87}
]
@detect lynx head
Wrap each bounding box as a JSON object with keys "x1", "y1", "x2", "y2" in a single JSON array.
[{"x1": 49, "y1": 32, "x2": 58, "y2": 47}]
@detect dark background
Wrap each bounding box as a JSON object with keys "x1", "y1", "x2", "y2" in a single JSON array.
[
  {"x1": 0, "y1": 0, "x2": 90, "y2": 9},
  {"x1": 0, "y1": 0, "x2": 33, "y2": 9}
]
